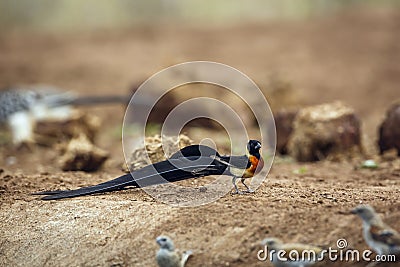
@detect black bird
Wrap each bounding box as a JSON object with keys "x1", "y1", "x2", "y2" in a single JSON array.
[
  {"x1": 217, "y1": 140, "x2": 263, "y2": 194},
  {"x1": 34, "y1": 140, "x2": 263, "y2": 200}
]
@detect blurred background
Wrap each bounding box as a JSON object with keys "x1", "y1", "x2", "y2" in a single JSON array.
[
  {"x1": 0, "y1": 0, "x2": 399, "y2": 31},
  {"x1": 0, "y1": 0, "x2": 399, "y2": 153}
]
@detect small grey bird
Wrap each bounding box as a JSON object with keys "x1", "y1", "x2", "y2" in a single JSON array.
[
  {"x1": 260, "y1": 237, "x2": 324, "y2": 267},
  {"x1": 0, "y1": 86, "x2": 128, "y2": 145},
  {"x1": 156, "y1": 236, "x2": 192, "y2": 267},
  {"x1": 351, "y1": 204, "x2": 400, "y2": 258}
]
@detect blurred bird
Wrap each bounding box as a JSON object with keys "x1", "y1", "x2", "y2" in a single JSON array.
[
  {"x1": 34, "y1": 140, "x2": 263, "y2": 200},
  {"x1": 260, "y1": 237, "x2": 324, "y2": 267},
  {"x1": 0, "y1": 86, "x2": 128, "y2": 145},
  {"x1": 156, "y1": 236, "x2": 192, "y2": 267},
  {"x1": 351, "y1": 205, "x2": 400, "y2": 258}
]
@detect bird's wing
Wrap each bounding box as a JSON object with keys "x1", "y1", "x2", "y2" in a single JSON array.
[
  {"x1": 128, "y1": 155, "x2": 225, "y2": 187},
  {"x1": 37, "y1": 90, "x2": 76, "y2": 108},
  {"x1": 37, "y1": 155, "x2": 226, "y2": 200},
  {"x1": 216, "y1": 155, "x2": 250, "y2": 177},
  {"x1": 219, "y1": 155, "x2": 250, "y2": 169},
  {"x1": 370, "y1": 225, "x2": 400, "y2": 246},
  {"x1": 156, "y1": 250, "x2": 181, "y2": 267},
  {"x1": 169, "y1": 145, "x2": 221, "y2": 159}
]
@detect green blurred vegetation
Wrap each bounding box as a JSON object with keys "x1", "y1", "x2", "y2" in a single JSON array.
[{"x1": 0, "y1": 0, "x2": 398, "y2": 32}]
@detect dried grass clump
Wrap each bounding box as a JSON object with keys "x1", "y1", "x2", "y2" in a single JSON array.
[
  {"x1": 125, "y1": 134, "x2": 193, "y2": 172},
  {"x1": 59, "y1": 134, "x2": 109, "y2": 172}
]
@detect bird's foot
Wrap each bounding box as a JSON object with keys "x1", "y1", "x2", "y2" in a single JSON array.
[
  {"x1": 231, "y1": 190, "x2": 244, "y2": 195},
  {"x1": 244, "y1": 189, "x2": 255, "y2": 193}
]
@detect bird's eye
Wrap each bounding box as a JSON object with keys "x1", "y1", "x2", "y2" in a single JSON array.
[{"x1": 161, "y1": 238, "x2": 167, "y2": 242}]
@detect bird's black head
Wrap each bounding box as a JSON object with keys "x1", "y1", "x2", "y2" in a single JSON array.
[{"x1": 247, "y1": 140, "x2": 261, "y2": 156}]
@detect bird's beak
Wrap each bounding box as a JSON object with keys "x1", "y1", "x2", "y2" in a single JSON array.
[
  {"x1": 350, "y1": 208, "x2": 358, "y2": 214},
  {"x1": 255, "y1": 143, "x2": 261, "y2": 150}
]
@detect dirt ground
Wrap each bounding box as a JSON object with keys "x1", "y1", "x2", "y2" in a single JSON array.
[{"x1": 1, "y1": 7, "x2": 400, "y2": 267}]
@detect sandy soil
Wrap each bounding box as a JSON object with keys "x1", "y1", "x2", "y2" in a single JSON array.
[{"x1": 1, "y1": 7, "x2": 400, "y2": 267}]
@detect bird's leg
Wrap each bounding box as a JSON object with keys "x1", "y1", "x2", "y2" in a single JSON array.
[
  {"x1": 241, "y1": 178, "x2": 254, "y2": 193},
  {"x1": 231, "y1": 177, "x2": 242, "y2": 194}
]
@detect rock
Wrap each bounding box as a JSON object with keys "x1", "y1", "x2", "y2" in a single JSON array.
[
  {"x1": 288, "y1": 102, "x2": 362, "y2": 162},
  {"x1": 59, "y1": 134, "x2": 109, "y2": 172},
  {"x1": 35, "y1": 111, "x2": 101, "y2": 146},
  {"x1": 378, "y1": 102, "x2": 400, "y2": 156},
  {"x1": 274, "y1": 109, "x2": 298, "y2": 154}
]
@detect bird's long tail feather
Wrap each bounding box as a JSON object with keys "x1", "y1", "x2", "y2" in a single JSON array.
[
  {"x1": 35, "y1": 155, "x2": 226, "y2": 200},
  {"x1": 38, "y1": 173, "x2": 136, "y2": 200}
]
